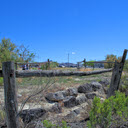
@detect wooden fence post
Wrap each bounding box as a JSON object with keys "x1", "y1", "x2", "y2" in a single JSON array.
[
  {"x1": 107, "y1": 49, "x2": 127, "y2": 98},
  {"x1": 83, "y1": 59, "x2": 86, "y2": 68},
  {"x1": 2, "y1": 61, "x2": 19, "y2": 128},
  {"x1": 77, "y1": 62, "x2": 80, "y2": 70},
  {"x1": 48, "y1": 59, "x2": 50, "y2": 70},
  {"x1": 15, "y1": 62, "x2": 18, "y2": 70}
]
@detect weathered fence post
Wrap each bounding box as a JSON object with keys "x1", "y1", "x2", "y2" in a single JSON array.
[
  {"x1": 2, "y1": 61, "x2": 19, "y2": 128},
  {"x1": 107, "y1": 49, "x2": 127, "y2": 98},
  {"x1": 83, "y1": 59, "x2": 86, "y2": 68},
  {"x1": 15, "y1": 62, "x2": 18, "y2": 70},
  {"x1": 48, "y1": 59, "x2": 50, "y2": 70},
  {"x1": 77, "y1": 62, "x2": 80, "y2": 70}
]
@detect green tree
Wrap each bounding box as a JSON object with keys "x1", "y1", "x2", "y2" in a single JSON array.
[
  {"x1": 104, "y1": 54, "x2": 117, "y2": 68},
  {"x1": 17, "y1": 45, "x2": 35, "y2": 62},
  {"x1": 0, "y1": 38, "x2": 35, "y2": 68},
  {"x1": 124, "y1": 59, "x2": 128, "y2": 71},
  {"x1": 0, "y1": 38, "x2": 19, "y2": 67},
  {"x1": 87, "y1": 60, "x2": 95, "y2": 67},
  {"x1": 41, "y1": 61, "x2": 58, "y2": 70}
]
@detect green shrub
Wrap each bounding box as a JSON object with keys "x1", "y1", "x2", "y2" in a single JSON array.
[
  {"x1": 0, "y1": 110, "x2": 5, "y2": 123},
  {"x1": 124, "y1": 60, "x2": 128, "y2": 71},
  {"x1": 87, "y1": 91, "x2": 128, "y2": 128},
  {"x1": 42, "y1": 120, "x2": 70, "y2": 128},
  {"x1": 0, "y1": 77, "x2": 3, "y2": 86},
  {"x1": 41, "y1": 62, "x2": 58, "y2": 70}
]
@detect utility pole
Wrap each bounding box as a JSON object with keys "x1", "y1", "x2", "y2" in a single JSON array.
[{"x1": 68, "y1": 53, "x2": 69, "y2": 67}]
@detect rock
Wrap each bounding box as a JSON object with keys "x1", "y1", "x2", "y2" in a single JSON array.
[
  {"x1": 86, "y1": 93, "x2": 96, "y2": 99},
  {"x1": 76, "y1": 94, "x2": 87, "y2": 105},
  {"x1": 91, "y1": 82, "x2": 102, "y2": 91},
  {"x1": 78, "y1": 83, "x2": 93, "y2": 93},
  {"x1": 63, "y1": 96, "x2": 76, "y2": 108},
  {"x1": 63, "y1": 103, "x2": 90, "y2": 123},
  {"x1": 67, "y1": 122, "x2": 87, "y2": 128},
  {"x1": 66, "y1": 109, "x2": 80, "y2": 119},
  {"x1": 19, "y1": 108, "x2": 46, "y2": 123},
  {"x1": 26, "y1": 121, "x2": 46, "y2": 128},
  {"x1": 45, "y1": 91, "x2": 67, "y2": 102},
  {"x1": 17, "y1": 94, "x2": 22, "y2": 98},
  {"x1": 104, "y1": 87, "x2": 108, "y2": 94},
  {"x1": 99, "y1": 79, "x2": 110, "y2": 86},
  {"x1": 66, "y1": 88, "x2": 78, "y2": 97},
  {"x1": 48, "y1": 103, "x2": 62, "y2": 113},
  {"x1": 73, "y1": 109, "x2": 80, "y2": 115}
]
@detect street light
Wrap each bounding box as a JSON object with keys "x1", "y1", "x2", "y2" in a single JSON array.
[{"x1": 68, "y1": 53, "x2": 69, "y2": 67}]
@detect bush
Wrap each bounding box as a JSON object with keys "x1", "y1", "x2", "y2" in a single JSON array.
[
  {"x1": 41, "y1": 62, "x2": 58, "y2": 70},
  {"x1": 104, "y1": 54, "x2": 117, "y2": 69},
  {"x1": 124, "y1": 60, "x2": 128, "y2": 71},
  {"x1": 87, "y1": 61, "x2": 95, "y2": 68},
  {"x1": 0, "y1": 77, "x2": 3, "y2": 86},
  {"x1": 42, "y1": 120, "x2": 70, "y2": 128},
  {"x1": 87, "y1": 91, "x2": 128, "y2": 128},
  {"x1": 0, "y1": 109, "x2": 5, "y2": 124}
]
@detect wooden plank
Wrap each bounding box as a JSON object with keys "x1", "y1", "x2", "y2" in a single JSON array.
[
  {"x1": 2, "y1": 61, "x2": 19, "y2": 128},
  {"x1": 16, "y1": 61, "x2": 51, "y2": 65},
  {"x1": 86, "y1": 61, "x2": 115, "y2": 64},
  {"x1": 16, "y1": 68, "x2": 112, "y2": 78},
  {"x1": 107, "y1": 49, "x2": 128, "y2": 98}
]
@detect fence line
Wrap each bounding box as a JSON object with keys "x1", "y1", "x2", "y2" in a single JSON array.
[
  {"x1": 15, "y1": 59, "x2": 51, "y2": 70},
  {"x1": 16, "y1": 68, "x2": 113, "y2": 78},
  {"x1": 77, "y1": 59, "x2": 115, "y2": 69},
  {"x1": 1, "y1": 49, "x2": 128, "y2": 128},
  {"x1": 0, "y1": 68, "x2": 112, "y2": 78}
]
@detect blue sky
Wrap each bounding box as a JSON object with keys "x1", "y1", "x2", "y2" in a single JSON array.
[{"x1": 0, "y1": 0, "x2": 128, "y2": 63}]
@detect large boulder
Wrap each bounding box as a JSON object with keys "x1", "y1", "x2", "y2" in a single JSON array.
[
  {"x1": 99, "y1": 79, "x2": 110, "y2": 94},
  {"x1": 25, "y1": 121, "x2": 46, "y2": 128},
  {"x1": 78, "y1": 83, "x2": 93, "y2": 93},
  {"x1": 45, "y1": 91, "x2": 67, "y2": 102},
  {"x1": 48, "y1": 103, "x2": 62, "y2": 113},
  {"x1": 19, "y1": 108, "x2": 46, "y2": 123},
  {"x1": 99, "y1": 79, "x2": 110, "y2": 86},
  {"x1": 63, "y1": 96, "x2": 76, "y2": 108},
  {"x1": 86, "y1": 93, "x2": 96, "y2": 99},
  {"x1": 91, "y1": 82, "x2": 102, "y2": 91},
  {"x1": 76, "y1": 94, "x2": 87, "y2": 105},
  {"x1": 66, "y1": 87, "x2": 78, "y2": 97}
]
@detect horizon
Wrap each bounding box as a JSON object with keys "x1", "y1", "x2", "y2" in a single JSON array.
[{"x1": 0, "y1": 0, "x2": 128, "y2": 63}]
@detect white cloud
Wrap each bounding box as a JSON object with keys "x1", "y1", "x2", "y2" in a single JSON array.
[{"x1": 72, "y1": 52, "x2": 76, "y2": 54}]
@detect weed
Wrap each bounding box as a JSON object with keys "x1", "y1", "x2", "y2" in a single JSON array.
[
  {"x1": 87, "y1": 91, "x2": 128, "y2": 128},
  {"x1": 0, "y1": 109, "x2": 5, "y2": 123},
  {"x1": 0, "y1": 77, "x2": 3, "y2": 86},
  {"x1": 42, "y1": 120, "x2": 70, "y2": 128}
]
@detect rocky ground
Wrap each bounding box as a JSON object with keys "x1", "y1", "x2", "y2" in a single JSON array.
[
  {"x1": 2, "y1": 71, "x2": 128, "y2": 128},
  {"x1": 0, "y1": 77, "x2": 111, "y2": 128}
]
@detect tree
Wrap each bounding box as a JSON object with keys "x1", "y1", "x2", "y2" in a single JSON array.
[
  {"x1": 87, "y1": 60, "x2": 95, "y2": 67},
  {"x1": 0, "y1": 38, "x2": 19, "y2": 67},
  {"x1": 104, "y1": 54, "x2": 117, "y2": 68},
  {"x1": 124, "y1": 59, "x2": 128, "y2": 71},
  {"x1": 0, "y1": 38, "x2": 35, "y2": 68},
  {"x1": 17, "y1": 45, "x2": 35, "y2": 62}
]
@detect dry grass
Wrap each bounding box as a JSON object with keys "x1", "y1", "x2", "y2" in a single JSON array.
[
  {"x1": 78, "y1": 68, "x2": 92, "y2": 72},
  {"x1": 17, "y1": 78, "x2": 23, "y2": 84}
]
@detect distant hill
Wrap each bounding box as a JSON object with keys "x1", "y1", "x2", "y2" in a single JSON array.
[{"x1": 58, "y1": 63, "x2": 77, "y2": 67}]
